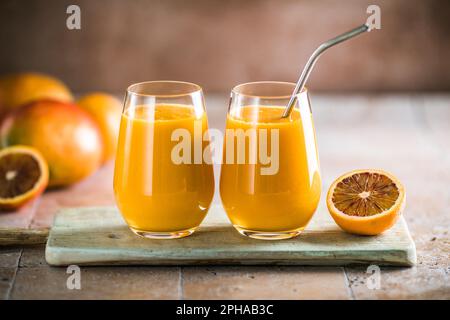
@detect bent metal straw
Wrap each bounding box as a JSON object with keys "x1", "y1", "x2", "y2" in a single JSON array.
[{"x1": 282, "y1": 24, "x2": 370, "y2": 118}]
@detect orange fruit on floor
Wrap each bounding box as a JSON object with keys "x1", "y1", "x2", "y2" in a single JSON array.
[
  {"x1": 0, "y1": 72, "x2": 73, "y2": 120},
  {"x1": 326, "y1": 169, "x2": 406, "y2": 236},
  {"x1": 0, "y1": 100, "x2": 103, "y2": 188},
  {"x1": 77, "y1": 93, "x2": 122, "y2": 163},
  {"x1": 0, "y1": 145, "x2": 49, "y2": 211}
]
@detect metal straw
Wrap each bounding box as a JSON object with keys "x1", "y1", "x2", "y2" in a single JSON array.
[{"x1": 282, "y1": 24, "x2": 369, "y2": 118}]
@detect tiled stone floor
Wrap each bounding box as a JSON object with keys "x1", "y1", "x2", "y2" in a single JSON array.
[{"x1": 0, "y1": 94, "x2": 449, "y2": 299}]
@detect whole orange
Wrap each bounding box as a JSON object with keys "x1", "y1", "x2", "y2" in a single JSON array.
[
  {"x1": 77, "y1": 93, "x2": 122, "y2": 163},
  {"x1": 0, "y1": 100, "x2": 103, "y2": 187},
  {"x1": 0, "y1": 72, "x2": 73, "y2": 119}
]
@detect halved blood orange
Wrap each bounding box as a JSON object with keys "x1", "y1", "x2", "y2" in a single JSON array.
[
  {"x1": 327, "y1": 169, "x2": 405, "y2": 235},
  {"x1": 0, "y1": 146, "x2": 49, "y2": 211}
]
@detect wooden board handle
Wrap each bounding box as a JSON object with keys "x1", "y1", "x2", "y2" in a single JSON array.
[{"x1": 0, "y1": 228, "x2": 49, "y2": 246}]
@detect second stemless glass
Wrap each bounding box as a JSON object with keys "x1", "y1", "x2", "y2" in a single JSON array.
[
  {"x1": 220, "y1": 81, "x2": 321, "y2": 240},
  {"x1": 114, "y1": 81, "x2": 215, "y2": 239}
]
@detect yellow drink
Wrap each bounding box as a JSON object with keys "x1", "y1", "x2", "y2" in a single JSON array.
[
  {"x1": 114, "y1": 104, "x2": 214, "y2": 237},
  {"x1": 220, "y1": 105, "x2": 321, "y2": 238}
]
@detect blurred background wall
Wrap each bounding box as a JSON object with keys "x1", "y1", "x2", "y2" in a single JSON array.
[{"x1": 0, "y1": 0, "x2": 449, "y2": 93}]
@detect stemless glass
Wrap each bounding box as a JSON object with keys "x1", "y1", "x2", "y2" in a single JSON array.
[
  {"x1": 220, "y1": 81, "x2": 321, "y2": 240},
  {"x1": 114, "y1": 81, "x2": 215, "y2": 239}
]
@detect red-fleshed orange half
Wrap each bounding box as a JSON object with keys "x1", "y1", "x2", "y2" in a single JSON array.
[
  {"x1": 327, "y1": 169, "x2": 406, "y2": 236},
  {"x1": 0, "y1": 145, "x2": 49, "y2": 211}
]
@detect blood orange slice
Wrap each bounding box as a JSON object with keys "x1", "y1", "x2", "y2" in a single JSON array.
[
  {"x1": 0, "y1": 146, "x2": 49, "y2": 211},
  {"x1": 327, "y1": 169, "x2": 405, "y2": 235}
]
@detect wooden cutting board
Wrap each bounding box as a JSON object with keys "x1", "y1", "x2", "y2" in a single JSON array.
[{"x1": 45, "y1": 204, "x2": 416, "y2": 267}]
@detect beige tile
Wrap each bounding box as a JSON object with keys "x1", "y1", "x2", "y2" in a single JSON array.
[
  {"x1": 11, "y1": 266, "x2": 180, "y2": 300},
  {"x1": 0, "y1": 248, "x2": 21, "y2": 268},
  {"x1": 397, "y1": 159, "x2": 450, "y2": 272},
  {"x1": 346, "y1": 266, "x2": 450, "y2": 300},
  {"x1": 0, "y1": 268, "x2": 16, "y2": 300},
  {"x1": 423, "y1": 94, "x2": 450, "y2": 151},
  {"x1": 19, "y1": 245, "x2": 46, "y2": 268},
  {"x1": 413, "y1": 232, "x2": 449, "y2": 270},
  {"x1": 0, "y1": 198, "x2": 39, "y2": 228},
  {"x1": 0, "y1": 247, "x2": 21, "y2": 300},
  {"x1": 31, "y1": 163, "x2": 115, "y2": 228},
  {"x1": 183, "y1": 266, "x2": 350, "y2": 300}
]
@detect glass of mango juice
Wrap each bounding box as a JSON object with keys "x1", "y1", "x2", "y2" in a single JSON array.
[
  {"x1": 113, "y1": 81, "x2": 215, "y2": 239},
  {"x1": 220, "y1": 81, "x2": 321, "y2": 240}
]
